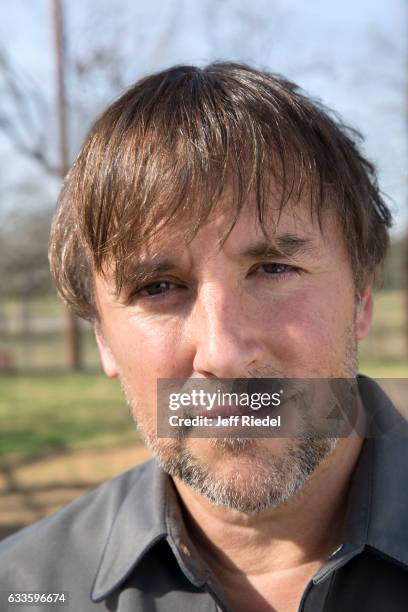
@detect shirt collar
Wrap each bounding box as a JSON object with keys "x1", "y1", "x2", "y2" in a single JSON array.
[
  {"x1": 361, "y1": 377, "x2": 408, "y2": 566},
  {"x1": 91, "y1": 458, "x2": 210, "y2": 603},
  {"x1": 91, "y1": 460, "x2": 168, "y2": 602},
  {"x1": 314, "y1": 375, "x2": 408, "y2": 582},
  {"x1": 92, "y1": 376, "x2": 408, "y2": 601}
]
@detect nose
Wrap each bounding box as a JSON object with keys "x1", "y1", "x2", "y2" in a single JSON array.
[{"x1": 189, "y1": 282, "x2": 264, "y2": 378}]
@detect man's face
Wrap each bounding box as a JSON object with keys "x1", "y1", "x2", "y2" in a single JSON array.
[{"x1": 94, "y1": 197, "x2": 372, "y2": 513}]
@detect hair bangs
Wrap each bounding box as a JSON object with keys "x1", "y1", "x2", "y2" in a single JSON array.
[
  {"x1": 49, "y1": 62, "x2": 392, "y2": 320},
  {"x1": 83, "y1": 71, "x2": 327, "y2": 295}
]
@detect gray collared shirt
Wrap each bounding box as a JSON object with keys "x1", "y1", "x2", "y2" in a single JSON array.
[{"x1": 1, "y1": 376, "x2": 408, "y2": 611}]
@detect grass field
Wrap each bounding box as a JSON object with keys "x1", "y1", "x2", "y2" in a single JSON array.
[
  {"x1": 359, "y1": 290, "x2": 407, "y2": 368},
  {"x1": 0, "y1": 373, "x2": 134, "y2": 459}
]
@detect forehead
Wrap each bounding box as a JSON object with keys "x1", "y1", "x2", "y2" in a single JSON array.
[
  {"x1": 133, "y1": 197, "x2": 342, "y2": 263},
  {"x1": 95, "y1": 184, "x2": 351, "y2": 299}
]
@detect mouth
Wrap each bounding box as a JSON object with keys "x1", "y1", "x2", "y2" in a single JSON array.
[{"x1": 158, "y1": 378, "x2": 319, "y2": 439}]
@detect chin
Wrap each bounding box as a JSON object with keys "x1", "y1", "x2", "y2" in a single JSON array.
[{"x1": 150, "y1": 435, "x2": 338, "y2": 513}]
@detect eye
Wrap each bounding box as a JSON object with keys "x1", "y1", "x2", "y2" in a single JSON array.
[
  {"x1": 256, "y1": 262, "x2": 298, "y2": 276},
  {"x1": 139, "y1": 280, "x2": 178, "y2": 297}
]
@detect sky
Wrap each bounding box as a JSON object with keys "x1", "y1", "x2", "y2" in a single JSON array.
[{"x1": 0, "y1": 0, "x2": 406, "y2": 234}]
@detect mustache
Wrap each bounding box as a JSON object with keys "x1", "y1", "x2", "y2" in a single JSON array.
[{"x1": 247, "y1": 364, "x2": 286, "y2": 378}]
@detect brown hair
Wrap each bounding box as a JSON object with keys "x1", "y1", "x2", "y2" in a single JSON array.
[{"x1": 49, "y1": 61, "x2": 392, "y2": 321}]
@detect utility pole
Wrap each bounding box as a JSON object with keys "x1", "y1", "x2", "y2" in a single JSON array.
[
  {"x1": 406, "y1": 4, "x2": 408, "y2": 358},
  {"x1": 52, "y1": 0, "x2": 82, "y2": 370}
]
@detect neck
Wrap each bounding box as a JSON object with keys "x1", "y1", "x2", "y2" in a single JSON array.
[{"x1": 173, "y1": 437, "x2": 363, "y2": 577}]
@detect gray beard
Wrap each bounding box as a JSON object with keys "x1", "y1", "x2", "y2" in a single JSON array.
[
  {"x1": 120, "y1": 323, "x2": 357, "y2": 514},
  {"x1": 152, "y1": 436, "x2": 338, "y2": 514},
  {"x1": 122, "y1": 378, "x2": 338, "y2": 514}
]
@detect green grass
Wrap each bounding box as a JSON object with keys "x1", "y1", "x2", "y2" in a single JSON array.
[
  {"x1": 359, "y1": 290, "x2": 407, "y2": 365},
  {"x1": 0, "y1": 373, "x2": 138, "y2": 459},
  {"x1": 359, "y1": 361, "x2": 408, "y2": 378},
  {"x1": 1, "y1": 294, "x2": 64, "y2": 319}
]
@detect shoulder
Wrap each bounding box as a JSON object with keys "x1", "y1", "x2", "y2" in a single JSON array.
[{"x1": 0, "y1": 459, "x2": 156, "y2": 590}]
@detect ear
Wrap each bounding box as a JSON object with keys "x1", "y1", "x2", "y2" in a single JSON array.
[
  {"x1": 355, "y1": 287, "x2": 373, "y2": 341},
  {"x1": 94, "y1": 326, "x2": 119, "y2": 378}
]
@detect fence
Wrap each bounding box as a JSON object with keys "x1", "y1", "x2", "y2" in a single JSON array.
[{"x1": 0, "y1": 294, "x2": 99, "y2": 372}]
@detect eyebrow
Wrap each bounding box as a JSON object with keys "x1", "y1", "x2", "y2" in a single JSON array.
[
  {"x1": 126, "y1": 260, "x2": 176, "y2": 287},
  {"x1": 118, "y1": 233, "x2": 317, "y2": 297},
  {"x1": 241, "y1": 234, "x2": 318, "y2": 259}
]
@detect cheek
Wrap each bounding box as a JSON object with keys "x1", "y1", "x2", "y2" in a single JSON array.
[
  {"x1": 107, "y1": 316, "x2": 188, "y2": 383},
  {"x1": 104, "y1": 317, "x2": 188, "y2": 429},
  {"x1": 259, "y1": 291, "x2": 355, "y2": 370}
]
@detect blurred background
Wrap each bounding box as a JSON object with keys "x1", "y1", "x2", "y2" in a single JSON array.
[{"x1": 0, "y1": 0, "x2": 407, "y2": 538}]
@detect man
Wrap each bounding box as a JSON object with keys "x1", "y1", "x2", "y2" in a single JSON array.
[{"x1": 1, "y1": 62, "x2": 407, "y2": 611}]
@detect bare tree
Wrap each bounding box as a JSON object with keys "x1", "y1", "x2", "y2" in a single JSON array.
[
  {"x1": 0, "y1": 0, "x2": 184, "y2": 370},
  {"x1": 0, "y1": 50, "x2": 59, "y2": 177},
  {"x1": 52, "y1": 0, "x2": 82, "y2": 370},
  {"x1": 0, "y1": 204, "x2": 53, "y2": 298},
  {"x1": 0, "y1": 3, "x2": 81, "y2": 368},
  {"x1": 0, "y1": 201, "x2": 54, "y2": 369},
  {"x1": 401, "y1": 3, "x2": 408, "y2": 353}
]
